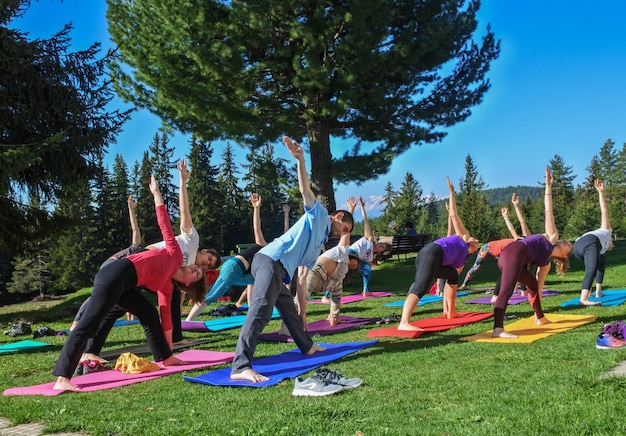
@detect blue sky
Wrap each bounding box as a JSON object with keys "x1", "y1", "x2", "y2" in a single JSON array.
[{"x1": 12, "y1": 1, "x2": 626, "y2": 215}]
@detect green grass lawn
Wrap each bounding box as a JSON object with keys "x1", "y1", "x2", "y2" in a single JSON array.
[{"x1": 2, "y1": 243, "x2": 626, "y2": 435}]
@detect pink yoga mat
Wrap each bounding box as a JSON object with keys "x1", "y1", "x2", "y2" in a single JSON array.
[
  {"x1": 309, "y1": 291, "x2": 392, "y2": 304},
  {"x1": 258, "y1": 315, "x2": 378, "y2": 342},
  {"x1": 3, "y1": 349, "x2": 234, "y2": 396}
]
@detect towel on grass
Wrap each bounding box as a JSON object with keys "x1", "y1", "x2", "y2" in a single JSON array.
[
  {"x1": 3, "y1": 349, "x2": 234, "y2": 396},
  {"x1": 366, "y1": 312, "x2": 493, "y2": 339},
  {"x1": 184, "y1": 341, "x2": 378, "y2": 388},
  {"x1": 258, "y1": 316, "x2": 378, "y2": 342},
  {"x1": 460, "y1": 314, "x2": 598, "y2": 343}
]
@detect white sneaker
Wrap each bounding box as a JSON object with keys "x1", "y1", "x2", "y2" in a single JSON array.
[
  {"x1": 292, "y1": 376, "x2": 344, "y2": 396},
  {"x1": 314, "y1": 368, "x2": 363, "y2": 388}
]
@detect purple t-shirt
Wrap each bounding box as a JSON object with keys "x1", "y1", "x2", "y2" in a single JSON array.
[
  {"x1": 519, "y1": 234, "x2": 553, "y2": 266},
  {"x1": 434, "y1": 235, "x2": 469, "y2": 269}
]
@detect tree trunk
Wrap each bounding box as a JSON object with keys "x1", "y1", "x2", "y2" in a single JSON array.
[{"x1": 306, "y1": 121, "x2": 336, "y2": 211}]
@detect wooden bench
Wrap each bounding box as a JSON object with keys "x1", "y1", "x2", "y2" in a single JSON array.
[{"x1": 377, "y1": 233, "x2": 432, "y2": 261}]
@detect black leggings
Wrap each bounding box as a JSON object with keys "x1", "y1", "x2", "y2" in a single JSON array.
[
  {"x1": 573, "y1": 234, "x2": 605, "y2": 291},
  {"x1": 53, "y1": 259, "x2": 171, "y2": 378},
  {"x1": 409, "y1": 242, "x2": 459, "y2": 298}
]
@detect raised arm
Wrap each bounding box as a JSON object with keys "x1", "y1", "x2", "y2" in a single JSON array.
[
  {"x1": 177, "y1": 159, "x2": 193, "y2": 233},
  {"x1": 512, "y1": 193, "x2": 531, "y2": 236},
  {"x1": 445, "y1": 202, "x2": 453, "y2": 237},
  {"x1": 501, "y1": 207, "x2": 520, "y2": 239},
  {"x1": 347, "y1": 196, "x2": 357, "y2": 216},
  {"x1": 358, "y1": 196, "x2": 375, "y2": 241},
  {"x1": 150, "y1": 176, "x2": 164, "y2": 208},
  {"x1": 282, "y1": 203, "x2": 290, "y2": 233},
  {"x1": 446, "y1": 177, "x2": 472, "y2": 241},
  {"x1": 251, "y1": 193, "x2": 267, "y2": 246},
  {"x1": 127, "y1": 195, "x2": 141, "y2": 245},
  {"x1": 283, "y1": 136, "x2": 315, "y2": 209},
  {"x1": 596, "y1": 179, "x2": 611, "y2": 230},
  {"x1": 543, "y1": 168, "x2": 559, "y2": 243}
]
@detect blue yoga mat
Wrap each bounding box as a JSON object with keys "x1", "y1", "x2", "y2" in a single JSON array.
[
  {"x1": 183, "y1": 340, "x2": 378, "y2": 388},
  {"x1": 203, "y1": 308, "x2": 280, "y2": 332},
  {"x1": 560, "y1": 290, "x2": 626, "y2": 307},
  {"x1": 384, "y1": 291, "x2": 470, "y2": 307},
  {"x1": 113, "y1": 319, "x2": 141, "y2": 327}
]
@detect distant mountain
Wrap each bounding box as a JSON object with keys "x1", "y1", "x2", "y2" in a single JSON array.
[{"x1": 482, "y1": 185, "x2": 544, "y2": 205}]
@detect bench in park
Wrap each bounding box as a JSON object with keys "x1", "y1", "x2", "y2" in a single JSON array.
[{"x1": 376, "y1": 233, "x2": 432, "y2": 262}]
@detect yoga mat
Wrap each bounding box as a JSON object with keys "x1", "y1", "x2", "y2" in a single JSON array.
[
  {"x1": 258, "y1": 316, "x2": 378, "y2": 342},
  {"x1": 309, "y1": 291, "x2": 393, "y2": 304},
  {"x1": 384, "y1": 291, "x2": 471, "y2": 307},
  {"x1": 203, "y1": 308, "x2": 281, "y2": 332},
  {"x1": 560, "y1": 290, "x2": 626, "y2": 307},
  {"x1": 366, "y1": 311, "x2": 493, "y2": 339},
  {"x1": 465, "y1": 290, "x2": 562, "y2": 305},
  {"x1": 100, "y1": 339, "x2": 213, "y2": 361},
  {"x1": 181, "y1": 321, "x2": 211, "y2": 332},
  {"x1": 460, "y1": 313, "x2": 598, "y2": 343},
  {"x1": 3, "y1": 349, "x2": 234, "y2": 396},
  {"x1": 113, "y1": 319, "x2": 141, "y2": 327},
  {"x1": 184, "y1": 340, "x2": 378, "y2": 388},
  {"x1": 0, "y1": 340, "x2": 51, "y2": 355}
]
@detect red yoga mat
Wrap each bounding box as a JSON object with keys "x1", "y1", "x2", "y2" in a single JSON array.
[{"x1": 366, "y1": 311, "x2": 493, "y2": 339}]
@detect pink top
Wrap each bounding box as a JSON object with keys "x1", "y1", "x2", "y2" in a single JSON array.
[{"x1": 127, "y1": 205, "x2": 182, "y2": 332}]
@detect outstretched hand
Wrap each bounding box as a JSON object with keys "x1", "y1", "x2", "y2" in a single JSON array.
[
  {"x1": 250, "y1": 193, "x2": 261, "y2": 208},
  {"x1": 446, "y1": 176, "x2": 455, "y2": 192},
  {"x1": 127, "y1": 195, "x2": 137, "y2": 211},
  {"x1": 347, "y1": 196, "x2": 357, "y2": 210},
  {"x1": 149, "y1": 176, "x2": 159, "y2": 195},
  {"x1": 511, "y1": 193, "x2": 520, "y2": 207},
  {"x1": 501, "y1": 207, "x2": 508, "y2": 218},
  {"x1": 282, "y1": 203, "x2": 290, "y2": 213},
  {"x1": 594, "y1": 178, "x2": 605, "y2": 193},
  {"x1": 178, "y1": 159, "x2": 192, "y2": 182},
  {"x1": 545, "y1": 167, "x2": 554, "y2": 186},
  {"x1": 283, "y1": 136, "x2": 304, "y2": 160}
]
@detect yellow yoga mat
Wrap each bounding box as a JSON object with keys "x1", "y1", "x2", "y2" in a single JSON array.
[{"x1": 460, "y1": 314, "x2": 598, "y2": 343}]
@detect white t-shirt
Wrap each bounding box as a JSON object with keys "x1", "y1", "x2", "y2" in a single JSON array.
[
  {"x1": 321, "y1": 244, "x2": 350, "y2": 280},
  {"x1": 150, "y1": 225, "x2": 200, "y2": 266},
  {"x1": 578, "y1": 228, "x2": 612, "y2": 254},
  {"x1": 350, "y1": 237, "x2": 373, "y2": 263}
]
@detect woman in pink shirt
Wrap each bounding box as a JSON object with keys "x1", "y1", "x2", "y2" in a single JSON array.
[{"x1": 52, "y1": 176, "x2": 204, "y2": 392}]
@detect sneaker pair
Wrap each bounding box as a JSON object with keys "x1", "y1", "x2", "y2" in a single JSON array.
[
  {"x1": 596, "y1": 333, "x2": 626, "y2": 349},
  {"x1": 292, "y1": 369, "x2": 362, "y2": 397}
]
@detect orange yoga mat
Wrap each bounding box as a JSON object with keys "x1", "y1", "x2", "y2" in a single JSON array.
[
  {"x1": 460, "y1": 313, "x2": 598, "y2": 343},
  {"x1": 366, "y1": 311, "x2": 493, "y2": 339}
]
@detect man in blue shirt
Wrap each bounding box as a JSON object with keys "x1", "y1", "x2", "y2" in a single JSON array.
[{"x1": 230, "y1": 136, "x2": 354, "y2": 383}]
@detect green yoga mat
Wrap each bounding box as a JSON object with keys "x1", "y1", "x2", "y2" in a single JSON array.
[{"x1": 0, "y1": 340, "x2": 51, "y2": 354}]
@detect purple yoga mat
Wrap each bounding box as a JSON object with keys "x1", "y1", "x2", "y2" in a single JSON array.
[
  {"x1": 258, "y1": 315, "x2": 378, "y2": 342},
  {"x1": 309, "y1": 291, "x2": 392, "y2": 304},
  {"x1": 465, "y1": 290, "x2": 561, "y2": 305},
  {"x1": 3, "y1": 349, "x2": 234, "y2": 396}
]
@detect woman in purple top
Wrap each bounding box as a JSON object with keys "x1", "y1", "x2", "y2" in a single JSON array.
[
  {"x1": 399, "y1": 177, "x2": 479, "y2": 331},
  {"x1": 493, "y1": 168, "x2": 573, "y2": 339}
]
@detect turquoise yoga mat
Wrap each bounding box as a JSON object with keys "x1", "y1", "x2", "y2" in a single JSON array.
[
  {"x1": 204, "y1": 308, "x2": 281, "y2": 332},
  {"x1": 0, "y1": 340, "x2": 51, "y2": 354},
  {"x1": 560, "y1": 290, "x2": 626, "y2": 307},
  {"x1": 184, "y1": 340, "x2": 378, "y2": 388},
  {"x1": 384, "y1": 291, "x2": 470, "y2": 307}
]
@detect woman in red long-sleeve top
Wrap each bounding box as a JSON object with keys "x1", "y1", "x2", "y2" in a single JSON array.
[{"x1": 53, "y1": 176, "x2": 204, "y2": 392}]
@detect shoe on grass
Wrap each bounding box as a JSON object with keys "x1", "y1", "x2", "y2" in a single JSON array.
[
  {"x1": 292, "y1": 376, "x2": 344, "y2": 397},
  {"x1": 314, "y1": 368, "x2": 362, "y2": 388},
  {"x1": 596, "y1": 334, "x2": 626, "y2": 349}
]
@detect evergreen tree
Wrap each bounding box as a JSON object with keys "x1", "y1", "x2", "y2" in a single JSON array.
[
  {"x1": 458, "y1": 155, "x2": 493, "y2": 241},
  {"x1": 7, "y1": 252, "x2": 51, "y2": 298},
  {"x1": 216, "y1": 144, "x2": 247, "y2": 254},
  {"x1": 187, "y1": 137, "x2": 223, "y2": 251},
  {"x1": 1, "y1": 0, "x2": 129, "y2": 253},
  {"x1": 107, "y1": 0, "x2": 500, "y2": 210},
  {"x1": 391, "y1": 173, "x2": 423, "y2": 233},
  {"x1": 106, "y1": 155, "x2": 133, "y2": 251},
  {"x1": 547, "y1": 155, "x2": 575, "y2": 238},
  {"x1": 379, "y1": 181, "x2": 399, "y2": 234},
  {"x1": 136, "y1": 151, "x2": 158, "y2": 243},
  {"x1": 242, "y1": 144, "x2": 291, "y2": 242},
  {"x1": 148, "y1": 133, "x2": 177, "y2": 218}
]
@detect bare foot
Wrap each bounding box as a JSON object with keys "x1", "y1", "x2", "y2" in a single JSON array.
[
  {"x1": 230, "y1": 369, "x2": 269, "y2": 383},
  {"x1": 596, "y1": 291, "x2": 604, "y2": 298},
  {"x1": 490, "y1": 295, "x2": 497, "y2": 304},
  {"x1": 327, "y1": 315, "x2": 343, "y2": 326},
  {"x1": 444, "y1": 310, "x2": 459, "y2": 320},
  {"x1": 306, "y1": 343, "x2": 327, "y2": 355},
  {"x1": 53, "y1": 377, "x2": 81, "y2": 391},
  {"x1": 580, "y1": 299, "x2": 602, "y2": 306},
  {"x1": 173, "y1": 339, "x2": 194, "y2": 346},
  {"x1": 398, "y1": 322, "x2": 425, "y2": 332},
  {"x1": 161, "y1": 355, "x2": 187, "y2": 366},
  {"x1": 535, "y1": 316, "x2": 551, "y2": 326},
  {"x1": 276, "y1": 324, "x2": 292, "y2": 336},
  {"x1": 320, "y1": 296, "x2": 330, "y2": 304},
  {"x1": 81, "y1": 353, "x2": 107, "y2": 364},
  {"x1": 491, "y1": 327, "x2": 518, "y2": 339},
  {"x1": 362, "y1": 291, "x2": 372, "y2": 298}
]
